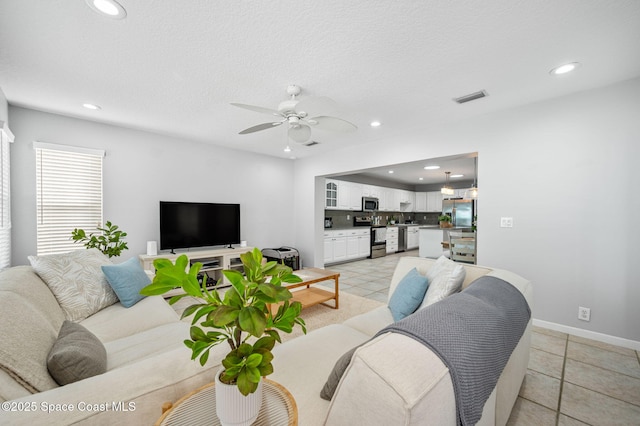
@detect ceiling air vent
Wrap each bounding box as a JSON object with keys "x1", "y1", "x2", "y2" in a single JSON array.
[
  {"x1": 304, "y1": 141, "x2": 320, "y2": 146},
  {"x1": 453, "y1": 90, "x2": 488, "y2": 104}
]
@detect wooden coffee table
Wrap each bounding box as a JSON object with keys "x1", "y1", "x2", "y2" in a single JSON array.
[{"x1": 276, "y1": 267, "x2": 340, "y2": 311}]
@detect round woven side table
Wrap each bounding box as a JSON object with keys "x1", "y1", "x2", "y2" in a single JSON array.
[{"x1": 156, "y1": 379, "x2": 297, "y2": 426}]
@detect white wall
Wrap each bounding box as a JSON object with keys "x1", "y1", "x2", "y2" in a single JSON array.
[
  {"x1": 293, "y1": 77, "x2": 640, "y2": 344},
  {"x1": 10, "y1": 107, "x2": 296, "y2": 265}
]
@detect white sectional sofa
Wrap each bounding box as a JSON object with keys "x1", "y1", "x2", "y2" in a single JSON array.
[
  {"x1": 0, "y1": 254, "x2": 531, "y2": 425},
  {"x1": 269, "y1": 257, "x2": 533, "y2": 425},
  {"x1": 0, "y1": 264, "x2": 226, "y2": 425}
]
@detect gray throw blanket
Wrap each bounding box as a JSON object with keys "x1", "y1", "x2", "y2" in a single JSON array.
[{"x1": 378, "y1": 276, "x2": 531, "y2": 426}]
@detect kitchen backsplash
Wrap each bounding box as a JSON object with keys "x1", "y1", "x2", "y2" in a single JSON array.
[{"x1": 325, "y1": 210, "x2": 440, "y2": 228}]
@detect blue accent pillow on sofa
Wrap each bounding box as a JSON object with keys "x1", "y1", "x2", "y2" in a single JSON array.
[
  {"x1": 101, "y1": 257, "x2": 151, "y2": 308},
  {"x1": 388, "y1": 267, "x2": 429, "y2": 321}
]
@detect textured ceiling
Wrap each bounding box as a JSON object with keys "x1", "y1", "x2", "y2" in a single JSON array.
[{"x1": 1, "y1": 0, "x2": 640, "y2": 165}]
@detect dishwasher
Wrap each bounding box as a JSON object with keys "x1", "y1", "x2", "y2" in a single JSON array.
[{"x1": 397, "y1": 226, "x2": 407, "y2": 252}]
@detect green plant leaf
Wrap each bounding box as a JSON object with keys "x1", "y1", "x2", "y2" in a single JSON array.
[
  {"x1": 253, "y1": 336, "x2": 275, "y2": 351},
  {"x1": 237, "y1": 343, "x2": 253, "y2": 358},
  {"x1": 239, "y1": 306, "x2": 266, "y2": 337},
  {"x1": 211, "y1": 305, "x2": 240, "y2": 327},
  {"x1": 189, "y1": 326, "x2": 207, "y2": 341},
  {"x1": 245, "y1": 353, "x2": 263, "y2": 369}
]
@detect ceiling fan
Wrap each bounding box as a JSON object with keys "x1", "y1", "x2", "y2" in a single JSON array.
[{"x1": 231, "y1": 85, "x2": 357, "y2": 143}]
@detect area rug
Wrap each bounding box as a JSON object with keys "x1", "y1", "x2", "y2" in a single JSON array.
[{"x1": 282, "y1": 291, "x2": 384, "y2": 342}]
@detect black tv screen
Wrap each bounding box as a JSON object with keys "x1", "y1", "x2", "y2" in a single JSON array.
[{"x1": 160, "y1": 201, "x2": 240, "y2": 251}]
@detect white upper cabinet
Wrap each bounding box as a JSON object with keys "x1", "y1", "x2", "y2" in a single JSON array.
[
  {"x1": 426, "y1": 191, "x2": 444, "y2": 212},
  {"x1": 415, "y1": 192, "x2": 427, "y2": 212},
  {"x1": 325, "y1": 180, "x2": 338, "y2": 209}
]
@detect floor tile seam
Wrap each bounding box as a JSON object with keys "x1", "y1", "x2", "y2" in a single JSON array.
[
  {"x1": 560, "y1": 381, "x2": 640, "y2": 410},
  {"x1": 517, "y1": 394, "x2": 559, "y2": 414},
  {"x1": 556, "y1": 333, "x2": 569, "y2": 425},
  {"x1": 564, "y1": 357, "x2": 640, "y2": 382},
  {"x1": 530, "y1": 346, "x2": 566, "y2": 359},
  {"x1": 526, "y1": 368, "x2": 562, "y2": 382},
  {"x1": 567, "y1": 340, "x2": 638, "y2": 360}
]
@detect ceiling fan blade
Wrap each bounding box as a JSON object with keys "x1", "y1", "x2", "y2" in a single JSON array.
[
  {"x1": 294, "y1": 96, "x2": 338, "y2": 117},
  {"x1": 308, "y1": 116, "x2": 358, "y2": 132},
  {"x1": 288, "y1": 124, "x2": 312, "y2": 143},
  {"x1": 238, "y1": 121, "x2": 283, "y2": 134},
  {"x1": 231, "y1": 103, "x2": 284, "y2": 118}
]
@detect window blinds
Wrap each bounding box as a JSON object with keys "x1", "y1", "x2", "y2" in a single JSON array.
[
  {"x1": 0, "y1": 126, "x2": 12, "y2": 269},
  {"x1": 34, "y1": 142, "x2": 105, "y2": 256}
]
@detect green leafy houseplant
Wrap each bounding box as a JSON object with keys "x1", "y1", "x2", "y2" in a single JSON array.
[
  {"x1": 71, "y1": 221, "x2": 128, "y2": 257},
  {"x1": 140, "y1": 248, "x2": 306, "y2": 396}
]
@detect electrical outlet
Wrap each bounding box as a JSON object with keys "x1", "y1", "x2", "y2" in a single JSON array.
[
  {"x1": 500, "y1": 217, "x2": 513, "y2": 228},
  {"x1": 578, "y1": 306, "x2": 591, "y2": 321}
]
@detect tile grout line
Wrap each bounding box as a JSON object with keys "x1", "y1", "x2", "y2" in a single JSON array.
[{"x1": 555, "y1": 333, "x2": 569, "y2": 426}]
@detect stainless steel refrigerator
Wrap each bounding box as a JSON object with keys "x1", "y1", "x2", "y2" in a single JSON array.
[{"x1": 442, "y1": 199, "x2": 474, "y2": 227}]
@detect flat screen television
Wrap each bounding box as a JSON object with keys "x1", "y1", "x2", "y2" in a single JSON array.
[{"x1": 159, "y1": 201, "x2": 240, "y2": 252}]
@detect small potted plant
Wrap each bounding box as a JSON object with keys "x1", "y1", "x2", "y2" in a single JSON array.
[
  {"x1": 71, "y1": 221, "x2": 128, "y2": 257},
  {"x1": 438, "y1": 214, "x2": 453, "y2": 228},
  {"x1": 140, "y1": 248, "x2": 306, "y2": 426}
]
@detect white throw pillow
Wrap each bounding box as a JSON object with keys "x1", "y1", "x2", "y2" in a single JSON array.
[
  {"x1": 28, "y1": 249, "x2": 118, "y2": 321},
  {"x1": 418, "y1": 255, "x2": 466, "y2": 309}
]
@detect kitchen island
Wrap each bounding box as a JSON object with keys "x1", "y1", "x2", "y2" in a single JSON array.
[{"x1": 418, "y1": 226, "x2": 473, "y2": 258}]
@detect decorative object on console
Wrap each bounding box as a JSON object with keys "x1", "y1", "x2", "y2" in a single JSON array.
[
  {"x1": 71, "y1": 220, "x2": 128, "y2": 258},
  {"x1": 140, "y1": 248, "x2": 306, "y2": 426}
]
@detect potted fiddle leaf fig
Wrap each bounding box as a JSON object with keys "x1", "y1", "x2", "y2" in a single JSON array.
[
  {"x1": 140, "y1": 248, "x2": 306, "y2": 425},
  {"x1": 71, "y1": 221, "x2": 128, "y2": 257}
]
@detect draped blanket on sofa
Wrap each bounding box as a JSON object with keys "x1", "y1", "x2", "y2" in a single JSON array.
[{"x1": 378, "y1": 276, "x2": 531, "y2": 426}]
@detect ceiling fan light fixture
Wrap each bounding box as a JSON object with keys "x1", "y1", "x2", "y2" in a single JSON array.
[
  {"x1": 370, "y1": 121, "x2": 381, "y2": 127},
  {"x1": 82, "y1": 103, "x2": 101, "y2": 110},
  {"x1": 85, "y1": 0, "x2": 127, "y2": 19}
]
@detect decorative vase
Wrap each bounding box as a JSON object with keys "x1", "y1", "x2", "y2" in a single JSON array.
[{"x1": 215, "y1": 370, "x2": 263, "y2": 426}]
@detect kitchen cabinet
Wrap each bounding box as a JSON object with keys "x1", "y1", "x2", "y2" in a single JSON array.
[
  {"x1": 386, "y1": 226, "x2": 399, "y2": 253},
  {"x1": 325, "y1": 229, "x2": 369, "y2": 264},
  {"x1": 414, "y1": 192, "x2": 427, "y2": 212},
  {"x1": 426, "y1": 191, "x2": 444, "y2": 212},
  {"x1": 335, "y1": 181, "x2": 363, "y2": 211},
  {"x1": 398, "y1": 190, "x2": 414, "y2": 212},
  {"x1": 325, "y1": 180, "x2": 338, "y2": 209},
  {"x1": 406, "y1": 225, "x2": 420, "y2": 250}
]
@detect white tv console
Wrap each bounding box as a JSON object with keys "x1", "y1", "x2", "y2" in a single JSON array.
[{"x1": 138, "y1": 246, "x2": 254, "y2": 297}]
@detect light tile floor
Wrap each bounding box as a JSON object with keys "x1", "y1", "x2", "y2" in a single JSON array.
[{"x1": 323, "y1": 251, "x2": 640, "y2": 426}]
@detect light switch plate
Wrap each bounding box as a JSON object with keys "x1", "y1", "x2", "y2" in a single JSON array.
[{"x1": 500, "y1": 217, "x2": 513, "y2": 228}]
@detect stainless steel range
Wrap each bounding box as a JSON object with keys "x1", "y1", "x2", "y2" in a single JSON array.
[{"x1": 354, "y1": 215, "x2": 386, "y2": 258}]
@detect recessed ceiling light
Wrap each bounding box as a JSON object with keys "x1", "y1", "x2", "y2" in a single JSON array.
[
  {"x1": 82, "y1": 103, "x2": 101, "y2": 110},
  {"x1": 550, "y1": 62, "x2": 580, "y2": 76},
  {"x1": 451, "y1": 174, "x2": 464, "y2": 178},
  {"x1": 418, "y1": 177, "x2": 424, "y2": 181},
  {"x1": 370, "y1": 121, "x2": 381, "y2": 127},
  {"x1": 85, "y1": 0, "x2": 127, "y2": 19},
  {"x1": 283, "y1": 145, "x2": 291, "y2": 153},
  {"x1": 388, "y1": 170, "x2": 394, "y2": 174},
  {"x1": 423, "y1": 165, "x2": 440, "y2": 170}
]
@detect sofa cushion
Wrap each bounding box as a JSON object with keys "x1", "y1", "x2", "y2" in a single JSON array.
[
  {"x1": 47, "y1": 321, "x2": 107, "y2": 385},
  {"x1": 418, "y1": 255, "x2": 466, "y2": 309},
  {"x1": 388, "y1": 267, "x2": 429, "y2": 321},
  {"x1": 28, "y1": 249, "x2": 119, "y2": 321},
  {"x1": 342, "y1": 305, "x2": 394, "y2": 337},
  {"x1": 102, "y1": 257, "x2": 151, "y2": 308}
]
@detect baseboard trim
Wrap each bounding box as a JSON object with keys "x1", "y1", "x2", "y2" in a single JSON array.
[{"x1": 533, "y1": 319, "x2": 640, "y2": 351}]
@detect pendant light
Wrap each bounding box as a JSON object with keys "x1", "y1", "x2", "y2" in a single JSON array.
[
  {"x1": 468, "y1": 157, "x2": 478, "y2": 199},
  {"x1": 441, "y1": 172, "x2": 454, "y2": 196}
]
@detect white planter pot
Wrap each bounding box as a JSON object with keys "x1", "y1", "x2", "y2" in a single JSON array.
[{"x1": 215, "y1": 370, "x2": 263, "y2": 426}]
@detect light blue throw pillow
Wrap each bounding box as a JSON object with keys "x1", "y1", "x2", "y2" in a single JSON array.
[
  {"x1": 388, "y1": 267, "x2": 429, "y2": 321},
  {"x1": 101, "y1": 257, "x2": 151, "y2": 308}
]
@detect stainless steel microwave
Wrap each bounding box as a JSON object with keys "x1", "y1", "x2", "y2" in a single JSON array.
[{"x1": 362, "y1": 197, "x2": 379, "y2": 212}]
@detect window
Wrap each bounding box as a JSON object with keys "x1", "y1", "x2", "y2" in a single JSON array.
[
  {"x1": 0, "y1": 121, "x2": 14, "y2": 269},
  {"x1": 34, "y1": 142, "x2": 105, "y2": 256}
]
